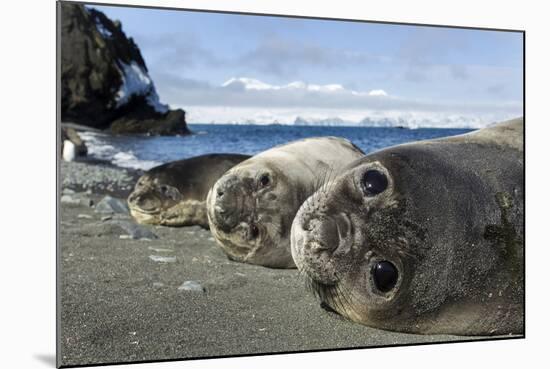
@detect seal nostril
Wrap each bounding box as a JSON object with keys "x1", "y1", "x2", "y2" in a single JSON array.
[
  {"x1": 319, "y1": 218, "x2": 340, "y2": 253},
  {"x1": 217, "y1": 189, "x2": 224, "y2": 198},
  {"x1": 334, "y1": 213, "x2": 351, "y2": 240},
  {"x1": 304, "y1": 217, "x2": 339, "y2": 255}
]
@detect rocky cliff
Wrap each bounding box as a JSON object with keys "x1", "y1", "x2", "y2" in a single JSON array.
[{"x1": 60, "y1": 3, "x2": 189, "y2": 135}]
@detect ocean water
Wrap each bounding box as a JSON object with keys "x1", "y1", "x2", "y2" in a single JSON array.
[{"x1": 79, "y1": 124, "x2": 473, "y2": 171}]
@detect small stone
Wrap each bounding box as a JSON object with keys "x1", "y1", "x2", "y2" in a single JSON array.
[
  {"x1": 148, "y1": 246, "x2": 173, "y2": 253},
  {"x1": 177, "y1": 280, "x2": 205, "y2": 293},
  {"x1": 83, "y1": 198, "x2": 94, "y2": 207},
  {"x1": 149, "y1": 255, "x2": 176, "y2": 263},
  {"x1": 101, "y1": 215, "x2": 112, "y2": 221},
  {"x1": 77, "y1": 214, "x2": 93, "y2": 219},
  {"x1": 61, "y1": 195, "x2": 80, "y2": 205},
  {"x1": 119, "y1": 235, "x2": 131, "y2": 239},
  {"x1": 62, "y1": 188, "x2": 75, "y2": 195},
  {"x1": 110, "y1": 220, "x2": 157, "y2": 240},
  {"x1": 153, "y1": 282, "x2": 164, "y2": 288},
  {"x1": 95, "y1": 195, "x2": 129, "y2": 214}
]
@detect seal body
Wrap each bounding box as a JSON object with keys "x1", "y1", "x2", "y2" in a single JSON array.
[
  {"x1": 128, "y1": 153, "x2": 250, "y2": 228},
  {"x1": 206, "y1": 137, "x2": 365, "y2": 268},
  {"x1": 291, "y1": 118, "x2": 524, "y2": 335}
]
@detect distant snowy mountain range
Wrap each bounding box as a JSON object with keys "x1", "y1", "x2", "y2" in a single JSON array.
[
  {"x1": 179, "y1": 77, "x2": 520, "y2": 129},
  {"x1": 183, "y1": 107, "x2": 513, "y2": 129},
  {"x1": 184, "y1": 109, "x2": 508, "y2": 129},
  {"x1": 292, "y1": 115, "x2": 488, "y2": 129}
]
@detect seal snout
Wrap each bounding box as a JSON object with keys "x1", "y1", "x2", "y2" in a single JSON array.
[
  {"x1": 306, "y1": 217, "x2": 340, "y2": 254},
  {"x1": 292, "y1": 207, "x2": 352, "y2": 285},
  {"x1": 211, "y1": 174, "x2": 244, "y2": 231},
  {"x1": 298, "y1": 212, "x2": 352, "y2": 254},
  {"x1": 128, "y1": 191, "x2": 161, "y2": 213}
]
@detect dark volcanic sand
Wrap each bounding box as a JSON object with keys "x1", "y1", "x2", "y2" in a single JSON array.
[{"x1": 59, "y1": 161, "x2": 496, "y2": 367}]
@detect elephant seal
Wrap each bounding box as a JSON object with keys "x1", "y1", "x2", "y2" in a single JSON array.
[
  {"x1": 291, "y1": 118, "x2": 524, "y2": 335},
  {"x1": 206, "y1": 137, "x2": 366, "y2": 269},
  {"x1": 128, "y1": 154, "x2": 250, "y2": 228}
]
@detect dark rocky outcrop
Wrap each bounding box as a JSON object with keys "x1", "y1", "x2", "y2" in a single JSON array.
[
  {"x1": 60, "y1": 3, "x2": 189, "y2": 135},
  {"x1": 109, "y1": 96, "x2": 189, "y2": 135}
]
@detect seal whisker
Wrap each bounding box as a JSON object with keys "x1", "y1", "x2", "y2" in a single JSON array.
[{"x1": 334, "y1": 277, "x2": 361, "y2": 318}]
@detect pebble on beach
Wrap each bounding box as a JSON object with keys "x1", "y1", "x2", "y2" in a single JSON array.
[
  {"x1": 110, "y1": 220, "x2": 158, "y2": 240},
  {"x1": 61, "y1": 193, "x2": 93, "y2": 207},
  {"x1": 61, "y1": 195, "x2": 81, "y2": 205},
  {"x1": 95, "y1": 196, "x2": 130, "y2": 215},
  {"x1": 177, "y1": 281, "x2": 205, "y2": 293},
  {"x1": 149, "y1": 255, "x2": 177, "y2": 263}
]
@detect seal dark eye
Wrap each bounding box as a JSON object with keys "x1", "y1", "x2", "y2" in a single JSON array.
[
  {"x1": 372, "y1": 261, "x2": 398, "y2": 292},
  {"x1": 250, "y1": 224, "x2": 260, "y2": 239},
  {"x1": 259, "y1": 174, "x2": 270, "y2": 187},
  {"x1": 160, "y1": 185, "x2": 168, "y2": 194},
  {"x1": 362, "y1": 169, "x2": 388, "y2": 196}
]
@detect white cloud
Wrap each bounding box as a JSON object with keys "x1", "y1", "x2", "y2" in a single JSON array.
[
  {"x1": 368, "y1": 89, "x2": 388, "y2": 96},
  {"x1": 222, "y1": 77, "x2": 273, "y2": 90},
  {"x1": 161, "y1": 74, "x2": 520, "y2": 111},
  {"x1": 153, "y1": 74, "x2": 522, "y2": 128},
  {"x1": 220, "y1": 77, "x2": 347, "y2": 93}
]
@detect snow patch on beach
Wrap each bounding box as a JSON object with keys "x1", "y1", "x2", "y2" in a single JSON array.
[
  {"x1": 115, "y1": 61, "x2": 169, "y2": 114},
  {"x1": 79, "y1": 131, "x2": 162, "y2": 171}
]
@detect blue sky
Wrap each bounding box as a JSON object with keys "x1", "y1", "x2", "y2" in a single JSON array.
[{"x1": 94, "y1": 4, "x2": 523, "y2": 126}]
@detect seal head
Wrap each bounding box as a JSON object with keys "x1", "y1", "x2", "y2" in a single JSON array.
[
  {"x1": 207, "y1": 137, "x2": 365, "y2": 269},
  {"x1": 291, "y1": 119, "x2": 524, "y2": 335},
  {"x1": 208, "y1": 161, "x2": 306, "y2": 268},
  {"x1": 128, "y1": 154, "x2": 250, "y2": 228},
  {"x1": 128, "y1": 172, "x2": 183, "y2": 224}
]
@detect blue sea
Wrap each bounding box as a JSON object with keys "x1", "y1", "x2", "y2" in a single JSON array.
[{"x1": 79, "y1": 124, "x2": 473, "y2": 171}]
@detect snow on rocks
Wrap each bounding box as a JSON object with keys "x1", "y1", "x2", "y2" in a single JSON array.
[{"x1": 115, "y1": 61, "x2": 168, "y2": 114}]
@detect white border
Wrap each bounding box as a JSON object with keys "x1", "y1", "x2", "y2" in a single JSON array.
[{"x1": 2, "y1": 0, "x2": 547, "y2": 368}]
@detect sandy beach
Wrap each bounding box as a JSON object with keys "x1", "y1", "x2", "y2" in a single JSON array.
[{"x1": 59, "y1": 160, "x2": 498, "y2": 367}]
